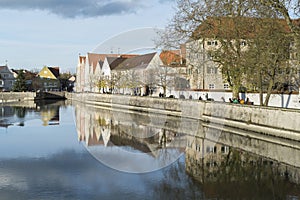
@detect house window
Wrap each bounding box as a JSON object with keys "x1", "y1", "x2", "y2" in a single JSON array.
[
  {"x1": 206, "y1": 146, "x2": 217, "y2": 153},
  {"x1": 44, "y1": 82, "x2": 47, "y2": 86},
  {"x1": 207, "y1": 52, "x2": 213, "y2": 60},
  {"x1": 209, "y1": 84, "x2": 215, "y2": 89},
  {"x1": 0, "y1": 80, "x2": 3, "y2": 86},
  {"x1": 221, "y1": 146, "x2": 229, "y2": 154},
  {"x1": 207, "y1": 66, "x2": 217, "y2": 74},
  {"x1": 207, "y1": 41, "x2": 218, "y2": 46},
  {"x1": 241, "y1": 41, "x2": 247, "y2": 46},
  {"x1": 224, "y1": 83, "x2": 230, "y2": 89}
]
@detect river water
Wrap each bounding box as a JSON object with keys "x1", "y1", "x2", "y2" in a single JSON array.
[{"x1": 0, "y1": 100, "x2": 299, "y2": 200}]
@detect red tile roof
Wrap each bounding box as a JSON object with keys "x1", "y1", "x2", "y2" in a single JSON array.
[
  {"x1": 193, "y1": 16, "x2": 300, "y2": 40},
  {"x1": 87, "y1": 53, "x2": 119, "y2": 70},
  {"x1": 87, "y1": 53, "x2": 138, "y2": 73},
  {"x1": 160, "y1": 50, "x2": 185, "y2": 66}
]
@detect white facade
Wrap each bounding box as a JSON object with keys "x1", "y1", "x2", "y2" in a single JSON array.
[{"x1": 185, "y1": 39, "x2": 227, "y2": 90}]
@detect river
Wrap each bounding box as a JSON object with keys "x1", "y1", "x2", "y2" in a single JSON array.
[{"x1": 0, "y1": 100, "x2": 299, "y2": 199}]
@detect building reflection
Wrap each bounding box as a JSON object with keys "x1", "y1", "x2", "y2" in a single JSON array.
[
  {"x1": 74, "y1": 102, "x2": 300, "y2": 198},
  {"x1": 74, "y1": 103, "x2": 186, "y2": 156},
  {"x1": 185, "y1": 135, "x2": 300, "y2": 198},
  {"x1": 35, "y1": 100, "x2": 65, "y2": 126}
]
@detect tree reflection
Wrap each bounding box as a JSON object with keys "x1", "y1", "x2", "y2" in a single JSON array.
[
  {"x1": 151, "y1": 159, "x2": 203, "y2": 199},
  {"x1": 14, "y1": 107, "x2": 26, "y2": 118},
  {"x1": 186, "y1": 142, "x2": 300, "y2": 199}
]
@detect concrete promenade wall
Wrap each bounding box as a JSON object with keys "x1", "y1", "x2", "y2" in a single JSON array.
[
  {"x1": 67, "y1": 93, "x2": 300, "y2": 142},
  {"x1": 0, "y1": 92, "x2": 35, "y2": 103}
]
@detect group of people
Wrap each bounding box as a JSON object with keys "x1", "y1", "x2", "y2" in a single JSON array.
[{"x1": 229, "y1": 97, "x2": 252, "y2": 105}]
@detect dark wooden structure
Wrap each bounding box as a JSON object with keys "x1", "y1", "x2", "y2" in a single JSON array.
[{"x1": 34, "y1": 91, "x2": 66, "y2": 100}]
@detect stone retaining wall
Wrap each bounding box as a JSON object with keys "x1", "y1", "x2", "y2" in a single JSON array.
[
  {"x1": 0, "y1": 92, "x2": 35, "y2": 103},
  {"x1": 67, "y1": 93, "x2": 300, "y2": 141}
]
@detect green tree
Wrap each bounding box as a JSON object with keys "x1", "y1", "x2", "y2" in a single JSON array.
[{"x1": 12, "y1": 70, "x2": 27, "y2": 92}]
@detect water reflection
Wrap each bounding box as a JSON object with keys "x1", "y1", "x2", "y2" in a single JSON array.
[
  {"x1": 35, "y1": 100, "x2": 61, "y2": 126},
  {"x1": 0, "y1": 100, "x2": 64, "y2": 127},
  {"x1": 186, "y1": 135, "x2": 300, "y2": 199},
  {"x1": 0, "y1": 101, "x2": 299, "y2": 199},
  {"x1": 74, "y1": 101, "x2": 300, "y2": 198},
  {"x1": 74, "y1": 102, "x2": 187, "y2": 173}
]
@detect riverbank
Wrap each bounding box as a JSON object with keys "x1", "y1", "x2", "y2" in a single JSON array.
[
  {"x1": 0, "y1": 92, "x2": 35, "y2": 103},
  {"x1": 67, "y1": 93, "x2": 300, "y2": 142}
]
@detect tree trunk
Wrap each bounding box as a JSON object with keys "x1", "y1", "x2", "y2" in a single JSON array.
[
  {"x1": 163, "y1": 86, "x2": 167, "y2": 97},
  {"x1": 258, "y1": 72, "x2": 264, "y2": 106},
  {"x1": 232, "y1": 85, "x2": 239, "y2": 99},
  {"x1": 263, "y1": 76, "x2": 275, "y2": 106}
]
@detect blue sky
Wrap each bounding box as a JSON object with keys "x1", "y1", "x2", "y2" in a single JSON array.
[{"x1": 0, "y1": 0, "x2": 176, "y2": 73}]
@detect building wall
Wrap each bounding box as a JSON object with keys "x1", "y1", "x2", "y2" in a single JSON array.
[
  {"x1": 186, "y1": 40, "x2": 226, "y2": 90},
  {"x1": 0, "y1": 66, "x2": 15, "y2": 91}
]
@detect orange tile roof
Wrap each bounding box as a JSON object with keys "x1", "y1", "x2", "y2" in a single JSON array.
[{"x1": 160, "y1": 50, "x2": 185, "y2": 66}]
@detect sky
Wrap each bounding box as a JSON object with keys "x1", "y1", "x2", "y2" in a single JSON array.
[{"x1": 0, "y1": 0, "x2": 176, "y2": 73}]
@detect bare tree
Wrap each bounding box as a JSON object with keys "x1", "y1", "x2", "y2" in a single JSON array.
[
  {"x1": 158, "y1": 0, "x2": 300, "y2": 102},
  {"x1": 146, "y1": 65, "x2": 176, "y2": 97},
  {"x1": 243, "y1": 18, "x2": 295, "y2": 106}
]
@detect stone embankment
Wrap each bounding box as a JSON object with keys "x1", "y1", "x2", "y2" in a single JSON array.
[
  {"x1": 67, "y1": 93, "x2": 300, "y2": 142},
  {"x1": 0, "y1": 92, "x2": 35, "y2": 103}
]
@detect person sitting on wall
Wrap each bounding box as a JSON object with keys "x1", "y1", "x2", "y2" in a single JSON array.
[
  {"x1": 229, "y1": 98, "x2": 233, "y2": 103},
  {"x1": 199, "y1": 96, "x2": 202, "y2": 100},
  {"x1": 233, "y1": 98, "x2": 239, "y2": 104},
  {"x1": 245, "y1": 97, "x2": 249, "y2": 104}
]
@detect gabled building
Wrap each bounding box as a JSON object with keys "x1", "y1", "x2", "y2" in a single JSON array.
[
  {"x1": 159, "y1": 49, "x2": 189, "y2": 90},
  {"x1": 76, "y1": 51, "x2": 187, "y2": 96},
  {"x1": 185, "y1": 17, "x2": 300, "y2": 93},
  {"x1": 0, "y1": 65, "x2": 15, "y2": 91},
  {"x1": 37, "y1": 66, "x2": 60, "y2": 91},
  {"x1": 112, "y1": 52, "x2": 163, "y2": 95},
  {"x1": 76, "y1": 53, "x2": 120, "y2": 92}
]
